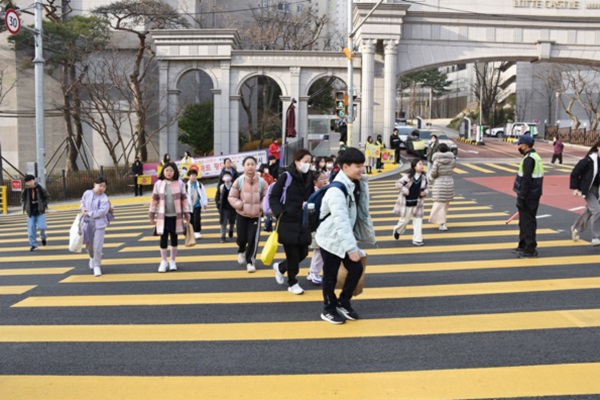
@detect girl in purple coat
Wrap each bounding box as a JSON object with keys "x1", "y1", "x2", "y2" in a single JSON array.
[{"x1": 81, "y1": 176, "x2": 113, "y2": 277}]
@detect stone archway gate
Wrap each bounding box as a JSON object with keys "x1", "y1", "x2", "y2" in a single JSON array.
[{"x1": 152, "y1": 1, "x2": 600, "y2": 156}]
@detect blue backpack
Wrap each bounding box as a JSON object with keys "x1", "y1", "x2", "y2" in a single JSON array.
[{"x1": 303, "y1": 181, "x2": 348, "y2": 233}]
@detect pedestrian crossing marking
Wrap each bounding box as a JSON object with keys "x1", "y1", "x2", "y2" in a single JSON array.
[
  {"x1": 461, "y1": 163, "x2": 495, "y2": 173},
  {"x1": 0, "y1": 243, "x2": 124, "y2": 253},
  {"x1": 0, "y1": 286, "x2": 36, "y2": 295},
  {"x1": 486, "y1": 163, "x2": 518, "y2": 173},
  {"x1": 59, "y1": 253, "x2": 600, "y2": 284},
  {"x1": 2, "y1": 363, "x2": 600, "y2": 400},
  {"x1": 118, "y1": 229, "x2": 558, "y2": 253},
  {"x1": 98, "y1": 239, "x2": 587, "y2": 262},
  {"x1": 0, "y1": 233, "x2": 141, "y2": 244},
  {"x1": 13, "y1": 276, "x2": 600, "y2": 307},
  {"x1": 0, "y1": 268, "x2": 74, "y2": 276},
  {"x1": 2, "y1": 308, "x2": 600, "y2": 342}
]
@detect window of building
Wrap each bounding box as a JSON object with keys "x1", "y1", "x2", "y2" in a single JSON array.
[
  {"x1": 297, "y1": 4, "x2": 303, "y2": 12},
  {"x1": 278, "y1": 2, "x2": 290, "y2": 13}
]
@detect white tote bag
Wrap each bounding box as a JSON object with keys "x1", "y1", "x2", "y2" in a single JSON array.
[{"x1": 68, "y1": 213, "x2": 84, "y2": 253}]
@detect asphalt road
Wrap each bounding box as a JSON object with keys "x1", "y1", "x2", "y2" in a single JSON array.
[{"x1": 1, "y1": 143, "x2": 600, "y2": 399}]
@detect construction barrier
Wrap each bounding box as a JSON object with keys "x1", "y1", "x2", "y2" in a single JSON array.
[{"x1": 0, "y1": 186, "x2": 7, "y2": 215}]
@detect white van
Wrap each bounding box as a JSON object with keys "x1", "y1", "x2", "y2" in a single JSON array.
[{"x1": 506, "y1": 122, "x2": 539, "y2": 137}]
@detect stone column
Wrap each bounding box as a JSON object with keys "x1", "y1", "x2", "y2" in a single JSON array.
[
  {"x1": 360, "y1": 39, "x2": 376, "y2": 146},
  {"x1": 157, "y1": 63, "x2": 170, "y2": 159},
  {"x1": 289, "y1": 67, "x2": 301, "y2": 141},
  {"x1": 230, "y1": 96, "x2": 241, "y2": 154},
  {"x1": 215, "y1": 61, "x2": 232, "y2": 155},
  {"x1": 384, "y1": 39, "x2": 399, "y2": 146},
  {"x1": 166, "y1": 89, "x2": 180, "y2": 158}
]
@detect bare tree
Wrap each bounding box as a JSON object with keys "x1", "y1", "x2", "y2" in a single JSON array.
[
  {"x1": 533, "y1": 64, "x2": 563, "y2": 124},
  {"x1": 93, "y1": 0, "x2": 190, "y2": 161},
  {"x1": 243, "y1": 5, "x2": 327, "y2": 50},
  {"x1": 0, "y1": 64, "x2": 17, "y2": 108},
  {"x1": 562, "y1": 66, "x2": 600, "y2": 130},
  {"x1": 473, "y1": 62, "x2": 508, "y2": 125},
  {"x1": 80, "y1": 49, "x2": 182, "y2": 169},
  {"x1": 514, "y1": 89, "x2": 533, "y2": 122}
]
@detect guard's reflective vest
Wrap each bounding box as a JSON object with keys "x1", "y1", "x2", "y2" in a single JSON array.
[{"x1": 513, "y1": 150, "x2": 544, "y2": 197}]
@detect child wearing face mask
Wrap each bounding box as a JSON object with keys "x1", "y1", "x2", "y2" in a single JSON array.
[
  {"x1": 215, "y1": 171, "x2": 236, "y2": 243},
  {"x1": 269, "y1": 149, "x2": 315, "y2": 295}
]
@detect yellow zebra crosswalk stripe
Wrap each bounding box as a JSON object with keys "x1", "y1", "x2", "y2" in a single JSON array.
[
  {"x1": 2, "y1": 308, "x2": 600, "y2": 342},
  {"x1": 13, "y1": 276, "x2": 600, "y2": 307},
  {"x1": 0, "y1": 286, "x2": 36, "y2": 295},
  {"x1": 2, "y1": 363, "x2": 600, "y2": 399}
]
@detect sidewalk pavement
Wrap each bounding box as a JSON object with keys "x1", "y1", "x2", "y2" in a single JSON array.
[{"x1": 3, "y1": 163, "x2": 405, "y2": 215}]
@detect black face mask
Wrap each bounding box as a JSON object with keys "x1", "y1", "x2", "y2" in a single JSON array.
[{"x1": 518, "y1": 147, "x2": 526, "y2": 155}]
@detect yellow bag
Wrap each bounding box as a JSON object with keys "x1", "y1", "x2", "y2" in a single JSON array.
[{"x1": 260, "y1": 219, "x2": 279, "y2": 266}]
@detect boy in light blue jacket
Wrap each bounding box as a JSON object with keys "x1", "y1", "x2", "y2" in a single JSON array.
[{"x1": 315, "y1": 147, "x2": 376, "y2": 324}]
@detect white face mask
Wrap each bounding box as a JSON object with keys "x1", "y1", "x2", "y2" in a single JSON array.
[
  {"x1": 326, "y1": 163, "x2": 333, "y2": 169},
  {"x1": 299, "y1": 162, "x2": 311, "y2": 173}
]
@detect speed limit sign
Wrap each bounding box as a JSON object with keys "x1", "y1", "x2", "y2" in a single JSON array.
[{"x1": 4, "y1": 9, "x2": 21, "y2": 35}]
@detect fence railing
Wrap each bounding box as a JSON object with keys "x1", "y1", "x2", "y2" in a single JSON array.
[
  {"x1": 544, "y1": 126, "x2": 600, "y2": 147},
  {"x1": 1, "y1": 167, "x2": 133, "y2": 208}
]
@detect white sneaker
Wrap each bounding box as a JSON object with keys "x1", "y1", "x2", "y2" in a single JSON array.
[
  {"x1": 169, "y1": 260, "x2": 177, "y2": 271},
  {"x1": 592, "y1": 238, "x2": 600, "y2": 246},
  {"x1": 288, "y1": 283, "x2": 304, "y2": 295},
  {"x1": 307, "y1": 273, "x2": 323, "y2": 285},
  {"x1": 439, "y1": 224, "x2": 448, "y2": 231},
  {"x1": 237, "y1": 253, "x2": 246, "y2": 265},
  {"x1": 93, "y1": 266, "x2": 102, "y2": 277},
  {"x1": 158, "y1": 260, "x2": 168, "y2": 273},
  {"x1": 572, "y1": 226, "x2": 580, "y2": 242},
  {"x1": 273, "y1": 262, "x2": 285, "y2": 284},
  {"x1": 247, "y1": 263, "x2": 256, "y2": 273},
  {"x1": 194, "y1": 232, "x2": 201, "y2": 239},
  {"x1": 89, "y1": 259, "x2": 94, "y2": 270}
]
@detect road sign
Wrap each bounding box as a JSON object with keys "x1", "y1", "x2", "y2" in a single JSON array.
[
  {"x1": 4, "y1": 9, "x2": 21, "y2": 35},
  {"x1": 11, "y1": 179, "x2": 22, "y2": 192}
]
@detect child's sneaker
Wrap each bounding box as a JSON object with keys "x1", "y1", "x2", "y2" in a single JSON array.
[{"x1": 307, "y1": 272, "x2": 322, "y2": 285}]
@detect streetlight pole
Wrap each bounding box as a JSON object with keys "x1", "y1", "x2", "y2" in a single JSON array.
[
  {"x1": 33, "y1": 0, "x2": 45, "y2": 186},
  {"x1": 555, "y1": 91, "x2": 560, "y2": 126},
  {"x1": 346, "y1": 0, "x2": 354, "y2": 147}
]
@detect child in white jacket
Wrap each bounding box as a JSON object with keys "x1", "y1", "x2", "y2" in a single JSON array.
[{"x1": 186, "y1": 169, "x2": 208, "y2": 239}]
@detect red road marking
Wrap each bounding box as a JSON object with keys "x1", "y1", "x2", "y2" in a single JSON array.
[{"x1": 466, "y1": 175, "x2": 586, "y2": 213}]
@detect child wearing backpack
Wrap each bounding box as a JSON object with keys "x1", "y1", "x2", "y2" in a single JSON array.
[
  {"x1": 228, "y1": 156, "x2": 268, "y2": 272},
  {"x1": 306, "y1": 170, "x2": 329, "y2": 285},
  {"x1": 315, "y1": 147, "x2": 376, "y2": 324},
  {"x1": 270, "y1": 149, "x2": 315, "y2": 295},
  {"x1": 392, "y1": 158, "x2": 429, "y2": 246},
  {"x1": 186, "y1": 169, "x2": 208, "y2": 239},
  {"x1": 259, "y1": 164, "x2": 275, "y2": 232},
  {"x1": 215, "y1": 171, "x2": 236, "y2": 243}
]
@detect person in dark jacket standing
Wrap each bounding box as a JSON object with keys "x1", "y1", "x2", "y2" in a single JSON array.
[
  {"x1": 513, "y1": 135, "x2": 544, "y2": 258},
  {"x1": 375, "y1": 134, "x2": 385, "y2": 172},
  {"x1": 20, "y1": 174, "x2": 50, "y2": 251},
  {"x1": 267, "y1": 155, "x2": 280, "y2": 180},
  {"x1": 215, "y1": 171, "x2": 236, "y2": 243},
  {"x1": 390, "y1": 128, "x2": 402, "y2": 164},
  {"x1": 551, "y1": 135, "x2": 564, "y2": 164},
  {"x1": 217, "y1": 158, "x2": 239, "y2": 188},
  {"x1": 132, "y1": 156, "x2": 144, "y2": 196},
  {"x1": 270, "y1": 149, "x2": 314, "y2": 295},
  {"x1": 569, "y1": 141, "x2": 600, "y2": 246}
]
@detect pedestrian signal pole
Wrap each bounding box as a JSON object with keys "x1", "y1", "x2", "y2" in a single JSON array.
[{"x1": 34, "y1": 0, "x2": 46, "y2": 187}]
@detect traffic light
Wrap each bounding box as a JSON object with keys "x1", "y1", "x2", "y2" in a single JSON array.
[{"x1": 335, "y1": 91, "x2": 347, "y2": 118}]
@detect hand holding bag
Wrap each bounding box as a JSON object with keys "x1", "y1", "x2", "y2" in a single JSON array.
[
  {"x1": 68, "y1": 213, "x2": 84, "y2": 253},
  {"x1": 261, "y1": 218, "x2": 280, "y2": 266},
  {"x1": 336, "y1": 251, "x2": 367, "y2": 296},
  {"x1": 184, "y1": 222, "x2": 196, "y2": 247}
]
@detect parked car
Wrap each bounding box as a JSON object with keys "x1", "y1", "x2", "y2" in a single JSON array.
[
  {"x1": 394, "y1": 126, "x2": 419, "y2": 149},
  {"x1": 506, "y1": 122, "x2": 539, "y2": 137},
  {"x1": 406, "y1": 130, "x2": 458, "y2": 158},
  {"x1": 485, "y1": 126, "x2": 505, "y2": 138}
]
